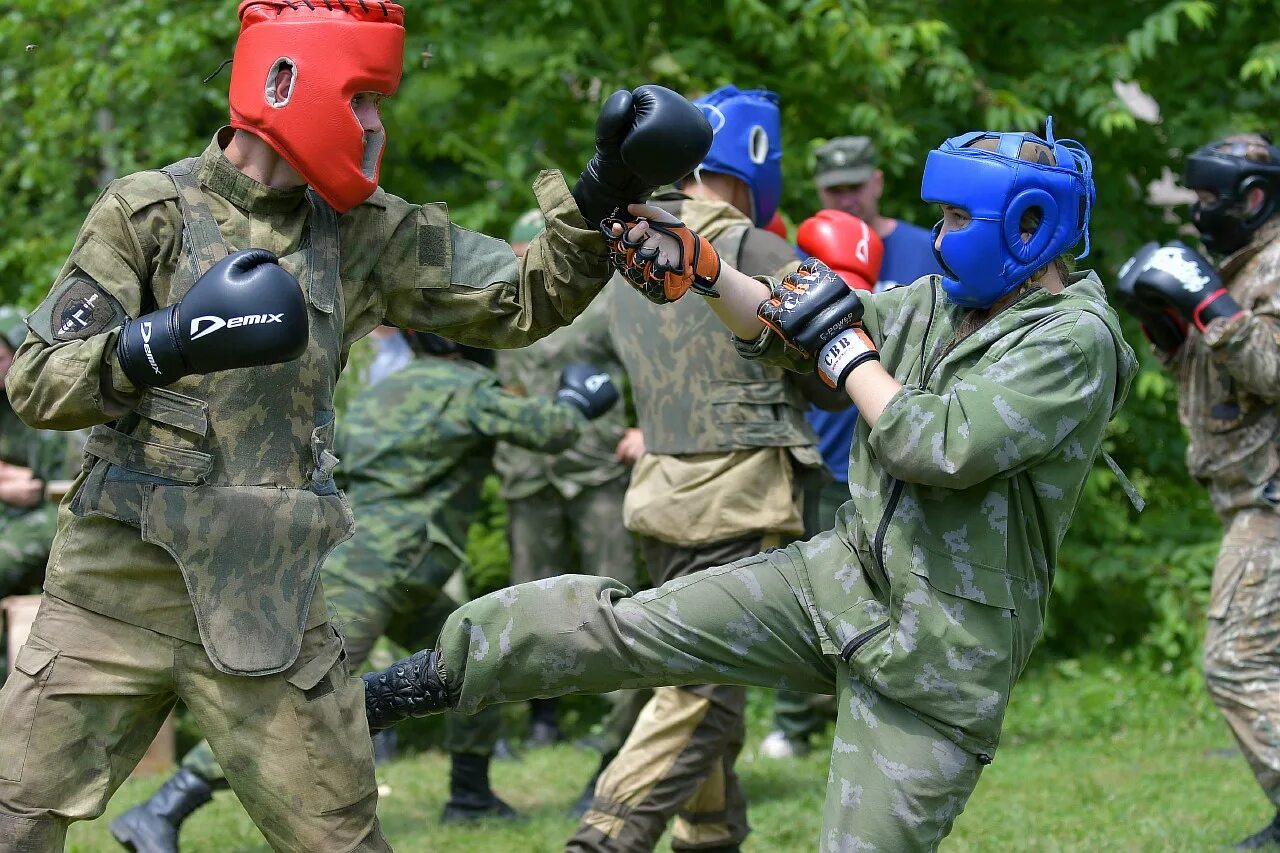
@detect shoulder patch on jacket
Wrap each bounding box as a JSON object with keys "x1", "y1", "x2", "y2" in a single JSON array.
[{"x1": 28, "y1": 272, "x2": 128, "y2": 345}]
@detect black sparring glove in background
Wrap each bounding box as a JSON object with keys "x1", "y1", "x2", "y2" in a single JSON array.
[
  {"x1": 555, "y1": 363, "x2": 619, "y2": 420},
  {"x1": 1116, "y1": 242, "x2": 1189, "y2": 353},
  {"x1": 1123, "y1": 241, "x2": 1242, "y2": 333},
  {"x1": 571, "y1": 85, "x2": 713, "y2": 229},
  {"x1": 116, "y1": 249, "x2": 308, "y2": 388}
]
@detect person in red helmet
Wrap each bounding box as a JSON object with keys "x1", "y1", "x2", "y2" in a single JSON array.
[{"x1": 0, "y1": 2, "x2": 713, "y2": 850}]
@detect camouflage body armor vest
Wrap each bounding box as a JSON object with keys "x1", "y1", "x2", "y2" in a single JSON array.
[
  {"x1": 74, "y1": 159, "x2": 353, "y2": 676},
  {"x1": 609, "y1": 200, "x2": 816, "y2": 456}
]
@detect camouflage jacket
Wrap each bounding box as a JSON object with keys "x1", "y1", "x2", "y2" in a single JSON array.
[
  {"x1": 741, "y1": 272, "x2": 1136, "y2": 752},
  {"x1": 609, "y1": 191, "x2": 817, "y2": 455},
  {"x1": 1163, "y1": 218, "x2": 1280, "y2": 516},
  {"x1": 494, "y1": 288, "x2": 630, "y2": 502},
  {"x1": 7, "y1": 131, "x2": 609, "y2": 649},
  {"x1": 336, "y1": 355, "x2": 585, "y2": 568}
]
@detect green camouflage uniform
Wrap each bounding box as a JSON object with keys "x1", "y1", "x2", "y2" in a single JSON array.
[
  {"x1": 1162, "y1": 218, "x2": 1280, "y2": 806},
  {"x1": 565, "y1": 192, "x2": 818, "y2": 852},
  {"x1": 421, "y1": 271, "x2": 1135, "y2": 851},
  {"x1": 0, "y1": 132, "x2": 607, "y2": 852},
  {"x1": 495, "y1": 287, "x2": 635, "y2": 589},
  {"x1": 181, "y1": 352, "x2": 589, "y2": 783}
]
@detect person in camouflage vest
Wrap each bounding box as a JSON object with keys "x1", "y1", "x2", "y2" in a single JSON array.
[
  {"x1": 363, "y1": 121, "x2": 1136, "y2": 851},
  {"x1": 495, "y1": 210, "x2": 641, "y2": 750},
  {"x1": 0, "y1": 2, "x2": 712, "y2": 849},
  {"x1": 1117, "y1": 133, "x2": 1280, "y2": 850},
  {"x1": 111, "y1": 330, "x2": 620, "y2": 847}
]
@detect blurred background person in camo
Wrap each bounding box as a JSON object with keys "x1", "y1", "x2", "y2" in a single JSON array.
[{"x1": 0, "y1": 306, "x2": 71, "y2": 681}]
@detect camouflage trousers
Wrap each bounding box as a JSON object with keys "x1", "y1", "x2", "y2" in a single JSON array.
[
  {"x1": 438, "y1": 536, "x2": 992, "y2": 851},
  {"x1": 570, "y1": 534, "x2": 764, "y2": 852},
  {"x1": 772, "y1": 476, "x2": 847, "y2": 744},
  {"x1": 0, "y1": 594, "x2": 386, "y2": 853},
  {"x1": 507, "y1": 478, "x2": 638, "y2": 588},
  {"x1": 183, "y1": 540, "x2": 500, "y2": 785},
  {"x1": 1204, "y1": 508, "x2": 1280, "y2": 805}
]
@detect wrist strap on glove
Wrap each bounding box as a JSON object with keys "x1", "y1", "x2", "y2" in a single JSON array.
[{"x1": 817, "y1": 325, "x2": 879, "y2": 391}]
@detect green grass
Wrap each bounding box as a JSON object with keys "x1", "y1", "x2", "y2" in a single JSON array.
[{"x1": 67, "y1": 657, "x2": 1268, "y2": 852}]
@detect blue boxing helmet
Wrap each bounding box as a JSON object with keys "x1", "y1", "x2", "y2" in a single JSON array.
[
  {"x1": 692, "y1": 85, "x2": 782, "y2": 227},
  {"x1": 920, "y1": 117, "x2": 1095, "y2": 308}
]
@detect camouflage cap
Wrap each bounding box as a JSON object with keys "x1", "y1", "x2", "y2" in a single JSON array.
[
  {"x1": 0, "y1": 306, "x2": 26, "y2": 352},
  {"x1": 815, "y1": 136, "x2": 877, "y2": 189},
  {"x1": 509, "y1": 209, "x2": 545, "y2": 245}
]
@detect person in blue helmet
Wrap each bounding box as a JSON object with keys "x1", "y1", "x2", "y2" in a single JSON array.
[{"x1": 361, "y1": 120, "x2": 1136, "y2": 851}]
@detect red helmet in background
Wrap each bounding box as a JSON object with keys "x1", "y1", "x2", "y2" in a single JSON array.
[
  {"x1": 796, "y1": 209, "x2": 884, "y2": 292},
  {"x1": 764, "y1": 211, "x2": 789, "y2": 241},
  {"x1": 229, "y1": 1, "x2": 406, "y2": 213}
]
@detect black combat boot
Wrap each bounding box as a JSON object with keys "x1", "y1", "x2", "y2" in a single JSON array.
[
  {"x1": 109, "y1": 768, "x2": 213, "y2": 853},
  {"x1": 440, "y1": 753, "x2": 521, "y2": 823},
  {"x1": 1234, "y1": 813, "x2": 1280, "y2": 849},
  {"x1": 363, "y1": 648, "x2": 450, "y2": 731}
]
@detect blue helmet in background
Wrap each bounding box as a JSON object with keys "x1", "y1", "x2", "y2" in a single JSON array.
[
  {"x1": 920, "y1": 117, "x2": 1095, "y2": 308},
  {"x1": 693, "y1": 86, "x2": 782, "y2": 227}
]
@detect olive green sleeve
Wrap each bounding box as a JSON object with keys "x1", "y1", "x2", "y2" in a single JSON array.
[
  {"x1": 7, "y1": 190, "x2": 147, "y2": 430},
  {"x1": 466, "y1": 380, "x2": 584, "y2": 454},
  {"x1": 370, "y1": 170, "x2": 611, "y2": 350}
]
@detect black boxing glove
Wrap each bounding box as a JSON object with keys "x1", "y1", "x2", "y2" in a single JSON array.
[
  {"x1": 1126, "y1": 241, "x2": 1243, "y2": 333},
  {"x1": 572, "y1": 85, "x2": 713, "y2": 229},
  {"x1": 116, "y1": 249, "x2": 308, "y2": 388},
  {"x1": 555, "y1": 363, "x2": 619, "y2": 420},
  {"x1": 1115, "y1": 242, "x2": 1188, "y2": 353}
]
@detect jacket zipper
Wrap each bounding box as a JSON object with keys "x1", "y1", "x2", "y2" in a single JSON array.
[
  {"x1": 872, "y1": 287, "x2": 942, "y2": 576},
  {"x1": 840, "y1": 620, "x2": 889, "y2": 660}
]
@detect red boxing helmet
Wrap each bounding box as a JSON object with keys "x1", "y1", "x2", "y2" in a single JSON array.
[
  {"x1": 764, "y1": 211, "x2": 789, "y2": 241},
  {"x1": 229, "y1": 1, "x2": 406, "y2": 213},
  {"x1": 796, "y1": 209, "x2": 884, "y2": 292}
]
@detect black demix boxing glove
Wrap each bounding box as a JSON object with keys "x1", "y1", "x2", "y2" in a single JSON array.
[
  {"x1": 1115, "y1": 242, "x2": 1188, "y2": 353},
  {"x1": 572, "y1": 85, "x2": 714, "y2": 229},
  {"x1": 1124, "y1": 241, "x2": 1243, "y2": 333},
  {"x1": 555, "y1": 363, "x2": 619, "y2": 420},
  {"x1": 116, "y1": 249, "x2": 308, "y2": 388}
]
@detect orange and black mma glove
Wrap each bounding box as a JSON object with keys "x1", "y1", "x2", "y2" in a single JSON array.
[
  {"x1": 757, "y1": 259, "x2": 878, "y2": 391},
  {"x1": 601, "y1": 215, "x2": 721, "y2": 305}
]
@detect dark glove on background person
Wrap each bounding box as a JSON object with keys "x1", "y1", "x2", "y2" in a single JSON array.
[
  {"x1": 1123, "y1": 240, "x2": 1243, "y2": 333},
  {"x1": 555, "y1": 363, "x2": 619, "y2": 419},
  {"x1": 571, "y1": 85, "x2": 714, "y2": 229},
  {"x1": 1115, "y1": 241, "x2": 1189, "y2": 353},
  {"x1": 116, "y1": 249, "x2": 308, "y2": 388}
]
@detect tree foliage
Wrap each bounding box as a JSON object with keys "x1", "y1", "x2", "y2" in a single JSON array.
[{"x1": 3, "y1": 0, "x2": 1278, "y2": 669}]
